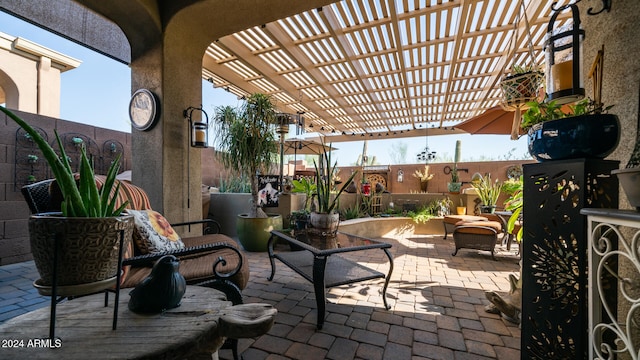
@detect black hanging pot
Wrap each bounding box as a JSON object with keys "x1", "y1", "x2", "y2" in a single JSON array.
[{"x1": 527, "y1": 114, "x2": 620, "y2": 162}]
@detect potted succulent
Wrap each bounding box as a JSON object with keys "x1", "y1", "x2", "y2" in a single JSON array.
[
  {"x1": 471, "y1": 174, "x2": 502, "y2": 214},
  {"x1": 309, "y1": 139, "x2": 357, "y2": 236},
  {"x1": 447, "y1": 140, "x2": 462, "y2": 193},
  {"x1": 521, "y1": 97, "x2": 619, "y2": 162},
  {"x1": 213, "y1": 93, "x2": 282, "y2": 252},
  {"x1": 413, "y1": 165, "x2": 434, "y2": 192},
  {"x1": 1, "y1": 106, "x2": 132, "y2": 288},
  {"x1": 289, "y1": 177, "x2": 316, "y2": 231}
]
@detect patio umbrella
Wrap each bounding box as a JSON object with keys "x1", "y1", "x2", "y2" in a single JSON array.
[
  {"x1": 455, "y1": 106, "x2": 524, "y2": 139},
  {"x1": 282, "y1": 138, "x2": 337, "y2": 155},
  {"x1": 278, "y1": 138, "x2": 337, "y2": 191}
]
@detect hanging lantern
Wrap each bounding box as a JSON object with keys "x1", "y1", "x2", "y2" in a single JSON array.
[{"x1": 545, "y1": 3, "x2": 585, "y2": 104}]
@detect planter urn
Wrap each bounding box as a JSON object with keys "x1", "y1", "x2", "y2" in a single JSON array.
[
  {"x1": 29, "y1": 214, "x2": 134, "y2": 287},
  {"x1": 236, "y1": 213, "x2": 283, "y2": 252}
]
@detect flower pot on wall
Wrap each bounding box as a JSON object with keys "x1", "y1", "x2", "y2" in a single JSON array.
[
  {"x1": 420, "y1": 180, "x2": 429, "y2": 192},
  {"x1": 29, "y1": 214, "x2": 134, "y2": 287},
  {"x1": 612, "y1": 168, "x2": 640, "y2": 211},
  {"x1": 480, "y1": 205, "x2": 497, "y2": 214},
  {"x1": 236, "y1": 213, "x2": 283, "y2": 252},
  {"x1": 527, "y1": 114, "x2": 620, "y2": 162},
  {"x1": 448, "y1": 182, "x2": 462, "y2": 194}
]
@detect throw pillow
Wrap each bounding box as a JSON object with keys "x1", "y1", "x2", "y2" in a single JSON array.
[{"x1": 127, "y1": 210, "x2": 185, "y2": 254}]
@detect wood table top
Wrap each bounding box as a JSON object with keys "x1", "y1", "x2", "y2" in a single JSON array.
[{"x1": 0, "y1": 286, "x2": 234, "y2": 359}]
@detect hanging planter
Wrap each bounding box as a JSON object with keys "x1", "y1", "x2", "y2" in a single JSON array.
[
  {"x1": 500, "y1": 67, "x2": 544, "y2": 108},
  {"x1": 499, "y1": 1, "x2": 544, "y2": 140}
]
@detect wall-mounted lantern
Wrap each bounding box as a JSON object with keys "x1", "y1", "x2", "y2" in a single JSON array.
[
  {"x1": 397, "y1": 169, "x2": 404, "y2": 183},
  {"x1": 184, "y1": 106, "x2": 209, "y2": 148}
]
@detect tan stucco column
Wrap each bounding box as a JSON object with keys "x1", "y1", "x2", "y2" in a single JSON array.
[{"x1": 130, "y1": 42, "x2": 205, "y2": 231}]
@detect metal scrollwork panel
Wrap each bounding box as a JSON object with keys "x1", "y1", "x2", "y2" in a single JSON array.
[
  {"x1": 101, "y1": 140, "x2": 125, "y2": 174},
  {"x1": 588, "y1": 217, "x2": 640, "y2": 360},
  {"x1": 522, "y1": 160, "x2": 619, "y2": 359},
  {"x1": 54, "y1": 133, "x2": 101, "y2": 173},
  {"x1": 14, "y1": 127, "x2": 50, "y2": 190}
]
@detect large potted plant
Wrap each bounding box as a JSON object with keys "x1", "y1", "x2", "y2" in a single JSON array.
[
  {"x1": 521, "y1": 98, "x2": 619, "y2": 162},
  {"x1": 309, "y1": 140, "x2": 357, "y2": 236},
  {"x1": 471, "y1": 174, "x2": 502, "y2": 214},
  {"x1": 1, "y1": 106, "x2": 132, "y2": 288},
  {"x1": 213, "y1": 93, "x2": 282, "y2": 252}
]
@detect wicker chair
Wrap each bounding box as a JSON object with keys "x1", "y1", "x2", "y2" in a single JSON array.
[
  {"x1": 442, "y1": 214, "x2": 489, "y2": 239},
  {"x1": 451, "y1": 220, "x2": 503, "y2": 260},
  {"x1": 22, "y1": 178, "x2": 247, "y2": 360}
]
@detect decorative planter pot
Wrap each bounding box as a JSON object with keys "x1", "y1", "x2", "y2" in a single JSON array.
[
  {"x1": 28, "y1": 214, "x2": 134, "y2": 287},
  {"x1": 447, "y1": 182, "x2": 462, "y2": 194},
  {"x1": 500, "y1": 71, "x2": 544, "y2": 107},
  {"x1": 420, "y1": 180, "x2": 429, "y2": 192},
  {"x1": 527, "y1": 114, "x2": 620, "y2": 162},
  {"x1": 236, "y1": 213, "x2": 282, "y2": 252},
  {"x1": 309, "y1": 212, "x2": 340, "y2": 236},
  {"x1": 480, "y1": 205, "x2": 497, "y2": 214},
  {"x1": 611, "y1": 167, "x2": 640, "y2": 211}
]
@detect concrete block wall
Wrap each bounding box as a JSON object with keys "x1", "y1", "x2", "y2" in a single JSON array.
[{"x1": 0, "y1": 109, "x2": 131, "y2": 265}]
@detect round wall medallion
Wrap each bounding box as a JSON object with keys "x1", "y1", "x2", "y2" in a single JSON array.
[{"x1": 129, "y1": 89, "x2": 159, "y2": 131}]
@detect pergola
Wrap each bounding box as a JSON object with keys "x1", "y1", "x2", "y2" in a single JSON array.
[{"x1": 202, "y1": 0, "x2": 571, "y2": 142}]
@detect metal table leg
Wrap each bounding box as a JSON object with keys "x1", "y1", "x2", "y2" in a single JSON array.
[
  {"x1": 267, "y1": 234, "x2": 277, "y2": 281},
  {"x1": 381, "y1": 248, "x2": 394, "y2": 310},
  {"x1": 312, "y1": 255, "x2": 328, "y2": 330}
]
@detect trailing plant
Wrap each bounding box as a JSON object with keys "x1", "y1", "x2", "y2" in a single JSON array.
[
  {"x1": 1, "y1": 106, "x2": 127, "y2": 217},
  {"x1": 520, "y1": 97, "x2": 614, "y2": 131},
  {"x1": 407, "y1": 198, "x2": 446, "y2": 224},
  {"x1": 407, "y1": 207, "x2": 435, "y2": 224},
  {"x1": 471, "y1": 174, "x2": 502, "y2": 207},
  {"x1": 313, "y1": 139, "x2": 358, "y2": 214},
  {"x1": 213, "y1": 93, "x2": 279, "y2": 218}
]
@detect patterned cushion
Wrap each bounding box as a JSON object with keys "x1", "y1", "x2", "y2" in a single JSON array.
[{"x1": 127, "y1": 209, "x2": 185, "y2": 254}]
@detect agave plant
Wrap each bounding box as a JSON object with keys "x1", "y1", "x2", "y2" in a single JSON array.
[
  {"x1": 471, "y1": 173, "x2": 502, "y2": 207},
  {"x1": 313, "y1": 139, "x2": 357, "y2": 214},
  {"x1": 1, "y1": 106, "x2": 127, "y2": 217}
]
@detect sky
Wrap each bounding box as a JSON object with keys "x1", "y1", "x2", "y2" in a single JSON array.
[{"x1": 0, "y1": 11, "x2": 531, "y2": 167}]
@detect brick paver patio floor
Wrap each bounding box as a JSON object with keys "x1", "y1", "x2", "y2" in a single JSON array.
[{"x1": 0, "y1": 233, "x2": 521, "y2": 360}]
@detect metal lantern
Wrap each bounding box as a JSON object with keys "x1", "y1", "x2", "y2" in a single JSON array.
[
  {"x1": 184, "y1": 106, "x2": 209, "y2": 148},
  {"x1": 545, "y1": 3, "x2": 585, "y2": 104}
]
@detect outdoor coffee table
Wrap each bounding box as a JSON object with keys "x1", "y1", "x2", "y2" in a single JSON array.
[
  {"x1": 268, "y1": 230, "x2": 393, "y2": 329},
  {"x1": 0, "y1": 286, "x2": 276, "y2": 359}
]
